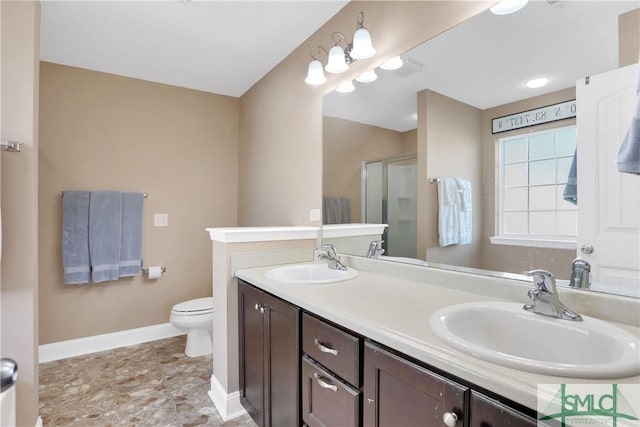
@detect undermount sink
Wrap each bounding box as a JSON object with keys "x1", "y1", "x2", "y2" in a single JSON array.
[
  {"x1": 429, "y1": 302, "x2": 640, "y2": 379},
  {"x1": 265, "y1": 263, "x2": 358, "y2": 284}
]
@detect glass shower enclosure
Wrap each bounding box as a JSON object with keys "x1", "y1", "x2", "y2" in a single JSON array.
[{"x1": 361, "y1": 154, "x2": 417, "y2": 258}]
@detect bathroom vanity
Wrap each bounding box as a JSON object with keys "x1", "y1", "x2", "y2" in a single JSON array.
[{"x1": 235, "y1": 260, "x2": 640, "y2": 427}]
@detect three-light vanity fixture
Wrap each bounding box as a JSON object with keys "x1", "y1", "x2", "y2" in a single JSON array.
[{"x1": 305, "y1": 12, "x2": 404, "y2": 92}]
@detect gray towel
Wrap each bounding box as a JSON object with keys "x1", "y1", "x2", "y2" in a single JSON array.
[
  {"x1": 89, "y1": 191, "x2": 122, "y2": 283},
  {"x1": 323, "y1": 196, "x2": 351, "y2": 224},
  {"x1": 119, "y1": 192, "x2": 144, "y2": 277},
  {"x1": 62, "y1": 191, "x2": 91, "y2": 284},
  {"x1": 618, "y1": 65, "x2": 640, "y2": 175},
  {"x1": 563, "y1": 149, "x2": 578, "y2": 205}
]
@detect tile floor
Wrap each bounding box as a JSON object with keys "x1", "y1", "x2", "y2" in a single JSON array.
[{"x1": 39, "y1": 335, "x2": 258, "y2": 427}]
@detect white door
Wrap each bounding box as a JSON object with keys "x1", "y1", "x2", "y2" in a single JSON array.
[{"x1": 577, "y1": 64, "x2": 640, "y2": 297}]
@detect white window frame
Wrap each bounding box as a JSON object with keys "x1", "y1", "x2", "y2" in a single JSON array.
[{"x1": 491, "y1": 125, "x2": 577, "y2": 250}]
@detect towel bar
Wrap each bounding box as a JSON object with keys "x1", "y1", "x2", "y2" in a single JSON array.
[
  {"x1": 428, "y1": 178, "x2": 441, "y2": 183},
  {"x1": 60, "y1": 191, "x2": 148, "y2": 198}
]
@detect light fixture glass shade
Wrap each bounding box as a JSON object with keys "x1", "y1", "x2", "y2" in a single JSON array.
[
  {"x1": 355, "y1": 69, "x2": 377, "y2": 83},
  {"x1": 490, "y1": 0, "x2": 528, "y2": 15},
  {"x1": 335, "y1": 80, "x2": 355, "y2": 93},
  {"x1": 305, "y1": 60, "x2": 327, "y2": 85},
  {"x1": 350, "y1": 28, "x2": 376, "y2": 59},
  {"x1": 379, "y1": 56, "x2": 403, "y2": 71},
  {"x1": 325, "y1": 45, "x2": 349, "y2": 74}
]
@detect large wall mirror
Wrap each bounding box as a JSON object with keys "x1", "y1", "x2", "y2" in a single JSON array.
[{"x1": 322, "y1": 1, "x2": 640, "y2": 297}]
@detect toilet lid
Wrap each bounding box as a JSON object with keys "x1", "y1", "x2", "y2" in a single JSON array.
[{"x1": 172, "y1": 297, "x2": 213, "y2": 313}]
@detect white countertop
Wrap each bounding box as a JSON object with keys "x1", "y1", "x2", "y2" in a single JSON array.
[{"x1": 235, "y1": 261, "x2": 640, "y2": 411}]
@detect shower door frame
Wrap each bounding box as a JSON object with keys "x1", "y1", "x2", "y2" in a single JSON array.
[{"x1": 361, "y1": 153, "x2": 418, "y2": 257}]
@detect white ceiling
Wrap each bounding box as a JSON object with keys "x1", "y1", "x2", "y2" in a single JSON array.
[
  {"x1": 40, "y1": 1, "x2": 348, "y2": 97},
  {"x1": 323, "y1": 0, "x2": 639, "y2": 132}
]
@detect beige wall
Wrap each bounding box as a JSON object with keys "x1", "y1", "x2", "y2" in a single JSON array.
[
  {"x1": 239, "y1": 1, "x2": 493, "y2": 227},
  {"x1": 0, "y1": 1, "x2": 41, "y2": 425},
  {"x1": 418, "y1": 90, "x2": 483, "y2": 267},
  {"x1": 38, "y1": 63, "x2": 239, "y2": 343},
  {"x1": 480, "y1": 88, "x2": 576, "y2": 278},
  {"x1": 619, "y1": 8, "x2": 639, "y2": 67},
  {"x1": 323, "y1": 116, "x2": 416, "y2": 223}
]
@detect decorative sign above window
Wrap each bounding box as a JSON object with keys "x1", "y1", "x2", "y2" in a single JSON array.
[{"x1": 492, "y1": 99, "x2": 577, "y2": 134}]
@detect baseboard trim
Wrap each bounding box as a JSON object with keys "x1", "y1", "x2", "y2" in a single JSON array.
[
  {"x1": 208, "y1": 374, "x2": 247, "y2": 421},
  {"x1": 39, "y1": 323, "x2": 185, "y2": 363}
]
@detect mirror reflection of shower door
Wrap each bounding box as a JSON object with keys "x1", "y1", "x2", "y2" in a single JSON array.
[{"x1": 362, "y1": 155, "x2": 417, "y2": 258}]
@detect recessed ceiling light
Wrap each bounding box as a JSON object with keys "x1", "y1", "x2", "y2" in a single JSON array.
[
  {"x1": 490, "y1": 0, "x2": 528, "y2": 15},
  {"x1": 526, "y1": 77, "x2": 550, "y2": 89}
]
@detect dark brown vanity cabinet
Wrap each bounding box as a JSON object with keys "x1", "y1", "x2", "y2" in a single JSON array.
[
  {"x1": 238, "y1": 280, "x2": 300, "y2": 427},
  {"x1": 238, "y1": 280, "x2": 538, "y2": 427},
  {"x1": 301, "y1": 313, "x2": 362, "y2": 427},
  {"x1": 363, "y1": 342, "x2": 466, "y2": 427},
  {"x1": 469, "y1": 392, "x2": 537, "y2": 427}
]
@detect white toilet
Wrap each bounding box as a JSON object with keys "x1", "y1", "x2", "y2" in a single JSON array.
[{"x1": 170, "y1": 297, "x2": 214, "y2": 357}]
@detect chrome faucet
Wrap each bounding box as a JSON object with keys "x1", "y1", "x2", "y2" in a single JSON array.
[
  {"x1": 316, "y1": 244, "x2": 348, "y2": 271},
  {"x1": 523, "y1": 270, "x2": 582, "y2": 321},
  {"x1": 569, "y1": 258, "x2": 591, "y2": 289},
  {"x1": 367, "y1": 240, "x2": 385, "y2": 258}
]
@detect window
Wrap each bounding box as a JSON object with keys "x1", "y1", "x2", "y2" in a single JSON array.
[{"x1": 492, "y1": 125, "x2": 577, "y2": 249}]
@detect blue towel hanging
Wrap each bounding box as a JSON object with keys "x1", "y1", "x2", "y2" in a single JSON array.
[
  {"x1": 62, "y1": 191, "x2": 91, "y2": 284},
  {"x1": 89, "y1": 191, "x2": 122, "y2": 283}
]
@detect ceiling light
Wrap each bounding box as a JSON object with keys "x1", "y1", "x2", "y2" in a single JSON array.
[
  {"x1": 379, "y1": 56, "x2": 403, "y2": 71},
  {"x1": 490, "y1": 0, "x2": 528, "y2": 15},
  {"x1": 325, "y1": 45, "x2": 349, "y2": 74},
  {"x1": 525, "y1": 77, "x2": 550, "y2": 89},
  {"x1": 349, "y1": 12, "x2": 376, "y2": 60},
  {"x1": 335, "y1": 80, "x2": 355, "y2": 93},
  {"x1": 304, "y1": 12, "x2": 376, "y2": 86},
  {"x1": 355, "y1": 69, "x2": 378, "y2": 83},
  {"x1": 304, "y1": 59, "x2": 327, "y2": 85}
]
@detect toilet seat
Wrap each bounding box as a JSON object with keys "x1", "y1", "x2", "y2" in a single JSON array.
[{"x1": 171, "y1": 297, "x2": 213, "y2": 314}]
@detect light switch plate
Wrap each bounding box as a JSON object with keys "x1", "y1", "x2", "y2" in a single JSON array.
[
  {"x1": 154, "y1": 213, "x2": 168, "y2": 227},
  {"x1": 309, "y1": 208, "x2": 321, "y2": 222}
]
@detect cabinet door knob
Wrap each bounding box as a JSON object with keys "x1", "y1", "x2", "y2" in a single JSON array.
[
  {"x1": 314, "y1": 338, "x2": 339, "y2": 356},
  {"x1": 313, "y1": 372, "x2": 338, "y2": 392},
  {"x1": 443, "y1": 412, "x2": 458, "y2": 427},
  {"x1": 259, "y1": 306, "x2": 266, "y2": 314}
]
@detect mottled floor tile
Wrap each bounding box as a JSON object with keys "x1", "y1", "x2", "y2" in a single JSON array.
[{"x1": 39, "y1": 336, "x2": 258, "y2": 427}]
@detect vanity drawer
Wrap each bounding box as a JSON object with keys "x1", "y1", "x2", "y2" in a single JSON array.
[
  {"x1": 302, "y1": 313, "x2": 360, "y2": 386},
  {"x1": 302, "y1": 356, "x2": 360, "y2": 427}
]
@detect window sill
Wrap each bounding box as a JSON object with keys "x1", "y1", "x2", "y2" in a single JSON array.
[{"x1": 489, "y1": 236, "x2": 576, "y2": 250}]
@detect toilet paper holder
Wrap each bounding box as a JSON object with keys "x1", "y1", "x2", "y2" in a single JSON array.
[{"x1": 142, "y1": 266, "x2": 166, "y2": 275}]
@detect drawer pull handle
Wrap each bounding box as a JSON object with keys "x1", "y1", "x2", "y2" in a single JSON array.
[
  {"x1": 443, "y1": 412, "x2": 458, "y2": 427},
  {"x1": 314, "y1": 338, "x2": 339, "y2": 356},
  {"x1": 313, "y1": 372, "x2": 338, "y2": 392}
]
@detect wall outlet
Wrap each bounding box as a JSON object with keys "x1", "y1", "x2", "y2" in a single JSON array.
[
  {"x1": 309, "y1": 208, "x2": 321, "y2": 222},
  {"x1": 154, "y1": 213, "x2": 168, "y2": 227}
]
